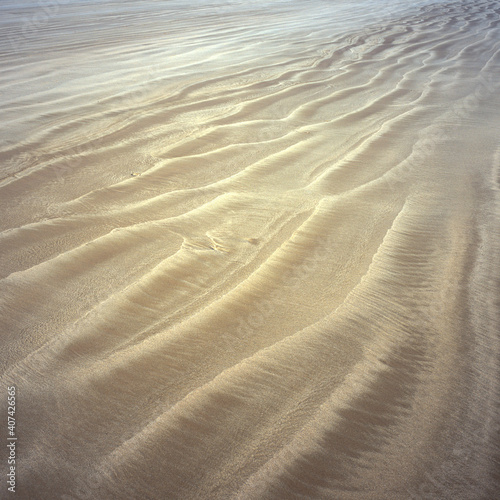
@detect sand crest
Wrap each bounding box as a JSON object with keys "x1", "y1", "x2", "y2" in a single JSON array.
[{"x1": 1, "y1": 0, "x2": 499, "y2": 498}]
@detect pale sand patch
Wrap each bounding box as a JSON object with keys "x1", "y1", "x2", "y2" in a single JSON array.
[{"x1": 0, "y1": 0, "x2": 499, "y2": 498}]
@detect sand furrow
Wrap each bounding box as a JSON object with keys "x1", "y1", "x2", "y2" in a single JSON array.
[{"x1": 1, "y1": 0, "x2": 499, "y2": 498}]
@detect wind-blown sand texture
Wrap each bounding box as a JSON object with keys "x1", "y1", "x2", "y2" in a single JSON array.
[{"x1": 1, "y1": 0, "x2": 499, "y2": 498}]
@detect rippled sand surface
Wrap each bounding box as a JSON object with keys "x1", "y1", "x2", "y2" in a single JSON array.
[{"x1": 1, "y1": 0, "x2": 500, "y2": 498}]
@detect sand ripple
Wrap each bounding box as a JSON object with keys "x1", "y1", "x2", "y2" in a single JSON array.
[{"x1": 1, "y1": 0, "x2": 499, "y2": 498}]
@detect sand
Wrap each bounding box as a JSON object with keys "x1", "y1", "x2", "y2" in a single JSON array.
[{"x1": 1, "y1": 0, "x2": 499, "y2": 498}]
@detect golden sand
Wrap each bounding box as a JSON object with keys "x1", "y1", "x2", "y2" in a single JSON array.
[{"x1": 1, "y1": 0, "x2": 499, "y2": 498}]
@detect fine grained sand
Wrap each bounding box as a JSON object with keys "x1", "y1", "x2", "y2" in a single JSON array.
[{"x1": 1, "y1": 0, "x2": 499, "y2": 498}]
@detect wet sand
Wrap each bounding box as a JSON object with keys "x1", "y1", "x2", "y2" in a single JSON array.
[{"x1": 1, "y1": 0, "x2": 499, "y2": 498}]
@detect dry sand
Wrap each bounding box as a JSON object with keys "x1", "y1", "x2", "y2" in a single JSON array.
[{"x1": 0, "y1": 0, "x2": 499, "y2": 498}]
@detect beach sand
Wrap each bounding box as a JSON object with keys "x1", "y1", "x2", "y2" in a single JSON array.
[{"x1": 0, "y1": 0, "x2": 499, "y2": 498}]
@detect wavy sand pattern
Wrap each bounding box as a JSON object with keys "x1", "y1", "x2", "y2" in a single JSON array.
[{"x1": 1, "y1": 0, "x2": 499, "y2": 498}]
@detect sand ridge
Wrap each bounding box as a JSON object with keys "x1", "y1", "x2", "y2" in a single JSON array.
[{"x1": 0, "y1": 0, "x2": 499, "y2": 498}]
